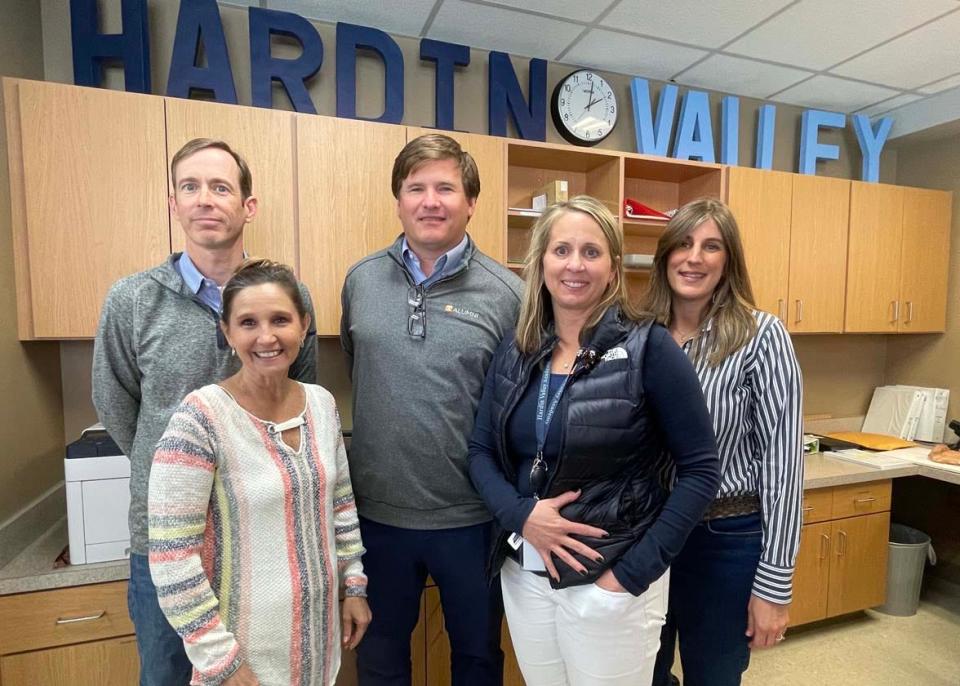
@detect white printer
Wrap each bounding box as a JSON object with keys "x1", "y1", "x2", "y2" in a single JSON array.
[{"x1": 64, "y1": 425, "x2": 131, "y2": 564}]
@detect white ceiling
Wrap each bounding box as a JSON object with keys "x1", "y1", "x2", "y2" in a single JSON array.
[{"x1": 225, "y1": 0, "x2": 960, "y2": 136}]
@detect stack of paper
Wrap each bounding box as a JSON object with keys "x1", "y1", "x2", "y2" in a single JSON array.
[{"x1": 824, "y1": 449, "x2": 912, "y2": 470}]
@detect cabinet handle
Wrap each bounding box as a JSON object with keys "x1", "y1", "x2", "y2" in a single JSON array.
[
  {"x1": 55, "y1": 610, "x2": 106, "y2": 625},
  {"x1": 802, "y1": 506, "x2": 814, "y2": 512},
  {"x1": 853, "y1": 496, "x2": 876, "y2": 505},
  {"x1": 837, "y1": 530, "x2": 847, "y2": 557},
  {"x1": 906, "y1": 301, "x2": 913, "y2": 323},
  {"x1": 891, "y1": 300, "x2": 900, "y2": 322},
  {"x1": 819, "y1": 533, "x2": 830, "y2": 560},
  {"x1": 795, "y1": 299, "x2": 803, "y2": 323},
  {"x1": 778, "y1": 299, "x2": 786, "y2": 322}
]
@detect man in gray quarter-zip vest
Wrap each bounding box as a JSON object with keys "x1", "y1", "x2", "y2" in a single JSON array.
[
  {"x1": 341, "y1": 134, "x2": 522, "y2": 686},
  {"x1": 92, "y1": 138, "x2": 317, "y2": 686}
]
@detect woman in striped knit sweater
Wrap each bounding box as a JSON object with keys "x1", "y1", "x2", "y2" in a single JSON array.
[{"x1": 149, "y1": 259, "x2": 370, "y2": 686}]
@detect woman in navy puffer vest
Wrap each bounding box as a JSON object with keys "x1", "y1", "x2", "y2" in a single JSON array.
[{"x1": 468, "y1": 196, "x2": 720, "y2": 686}]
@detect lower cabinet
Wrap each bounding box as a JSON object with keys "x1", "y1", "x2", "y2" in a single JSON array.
[
  {"x1": 0, "y1": 581, "x2": 138, "y2": 686},
  {"x1": 790, "y1": 480, "x2": 892, "y2": 627}
]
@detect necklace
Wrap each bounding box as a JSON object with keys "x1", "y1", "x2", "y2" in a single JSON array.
[{"x1": 673, "y1": 328, "x2": 700, "y2": 345}]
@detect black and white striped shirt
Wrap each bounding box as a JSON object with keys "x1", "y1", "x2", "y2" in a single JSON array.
[{"x1": 681, "y1": 310, "x2": 804, "y2": 604}]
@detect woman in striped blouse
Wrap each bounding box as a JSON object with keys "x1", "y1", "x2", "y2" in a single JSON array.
[
  {"x1": 149, "y1": 259, "x2": 370, "y2": 686},
  {"x1": 647, "y1": 199, "x2": 804, "y2": 686}
]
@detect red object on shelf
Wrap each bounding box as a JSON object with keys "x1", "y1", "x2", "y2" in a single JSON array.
[{"x1": 624, "y1": 198, "x2": 670, "y2": 219}]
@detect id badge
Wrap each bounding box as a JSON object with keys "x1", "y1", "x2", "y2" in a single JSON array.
[{"x1": 521, "y1": 539, "x2": 546, "y2": 572}]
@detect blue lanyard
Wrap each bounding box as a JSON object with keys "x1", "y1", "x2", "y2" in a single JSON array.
[{"x1": 532, "y1": 356, "x2": 573, "y2": 491}]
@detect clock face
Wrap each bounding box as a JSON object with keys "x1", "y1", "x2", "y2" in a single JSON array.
[{"x1": 551, "y1": 70, "x2": 618, "y2": 146}]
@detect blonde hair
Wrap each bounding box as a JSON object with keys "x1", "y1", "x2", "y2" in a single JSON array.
[
  {"x1": 515, "y1": 196, "x2": 639, "y2": 354},
  {"x1": 640, "y1": 198, "x2": 756, "y2": 366}
]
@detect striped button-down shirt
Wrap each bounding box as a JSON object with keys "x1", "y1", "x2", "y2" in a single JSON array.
[{"x1": 681, "y1": 310, "x2": 804, "y2": 604}]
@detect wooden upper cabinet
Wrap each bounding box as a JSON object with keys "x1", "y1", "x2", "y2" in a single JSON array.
[
  {"x1": 8, "y1": 79, "x2": 169, "y2": 339},
  {"x1": 726, "y1": 166, "x2": 792, "y2": 322},
  {"x1": 845, "y1": 182, "x2": 904, "y2": 333},
  {"x1": 788, "y1": 175, "x2": 850, "y2": 333},
  {"x1": 899, "y1": 187, "x2": 952, "y2": 332},
  {"x1": 407, "y1": 128, "x2": 506, "y2": 262},
  {"x1": 165, "y1": 98, "x2": 297, "y2": 270},
  {"x1": 297, "y1": 115, "x2": 406, "y2": 335}
]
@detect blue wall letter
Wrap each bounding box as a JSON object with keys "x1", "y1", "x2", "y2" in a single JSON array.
[
  {"x1": 629, "y1": 78, "x2": 678, "y2": 156},
  {"x1": 167, "y1": 0, "x2": 237, "y2": 103},
  {"x1": 720, "y1": 96, "x2": 739, "y2": 165},
  {"x1": 249, "y1": 8, "x2": 322, "y2": 113},
  {"x1": 799, "y1": 109, "x2": 846, "y2": 175},
  {"x1": 336, "y1": 23, "x2": 404, "y2": 123},
  {"x1": 673, "y1": 90, "x2": 715, "y2": 162},
  {"x1": 70, "y1": 0, "x2": 150, "y2": 93},
  {"x1": 755, "y1": 104, "x2": 776, "y2": 170},
  {"x1": 420, "y1": 39, "x2": 470, "y2": 131},
  {"x1": 488, "y1": 53, "x2": 546, "y2": 141},
  {"x1": 852, "y1": 114, "x2": 893, "y2": 183}
]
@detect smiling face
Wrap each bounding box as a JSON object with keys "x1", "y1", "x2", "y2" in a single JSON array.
[
  {"x1": 396, "y1": 157, "x2": 476, "y2": 260},
  {"x1": 666, "y1": 217, "x2": 727, "y2": 309},
  {"x1": 170, "y1": 147, "x2": 258, "y2": 253},
  {"x1": 542, "y1": 210, "x2": 616, "y2": 318},
  {"x1": 221, "y1": 283, "x2": 310, "y2": 379}
]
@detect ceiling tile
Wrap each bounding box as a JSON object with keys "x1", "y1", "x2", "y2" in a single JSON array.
[
  {"x1": 601, "y1": 0, "x2": 792, "y2": 49},
  {"x1": 677, "y1": 54, "x2": 811, "y2": 99},
  {"x1": 427, "y1": 0, "x2": 584, "y2": 59},
  {"x1": 855, "y1": 93, "x2": 924, "y2": 117},
  {"x1": 563, "y1": 29, "x2": 707, "y2": 81},
  {"x1": 919, "y1": 73, "x2": 960, "y2": 94},
  {"x1": 774, "y1": 75, "x2": 900, "y2": 112},
  {"x1": 831, "y1": 10, "x2": 960, "y2": 88},
  {"x1": 475, "y1": 0, "x2": 616, "y2": 23},
  {"x1": 264, "y1": 0, "x2": 437, "y2": 37},
  {"x1": 727, "y1": 0, "x2": 959, "y2": 71}
]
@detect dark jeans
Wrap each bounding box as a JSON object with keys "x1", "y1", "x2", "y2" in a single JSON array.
[
  {"x1": 356, "y1": 518, "x2": 504, "y2": 686},
  {"x1": 652, "y1": 513, "x2": 763, "y2": 686},
  {"x1": 128, "y1": 553, "x2": 192, "y2": 686}
]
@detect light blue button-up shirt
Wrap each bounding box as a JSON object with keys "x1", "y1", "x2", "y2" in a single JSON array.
[
  {"x1": 176, "y1": 252, "x2": 223, "y2": 312},
  {"x1": 401, "y1": 235, "x2": 469, "y2": 287}
]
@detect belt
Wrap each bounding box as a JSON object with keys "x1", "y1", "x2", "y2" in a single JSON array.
[{"x1": 702, "y1": 494, "x2": 761, "y2": 521}]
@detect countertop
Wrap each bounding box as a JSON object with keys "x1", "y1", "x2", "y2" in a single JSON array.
[{"x1": 2, "y1": 451, "x2": 958, "y2": 597}]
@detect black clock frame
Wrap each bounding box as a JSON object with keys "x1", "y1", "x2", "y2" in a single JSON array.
[{"x1": 550, "y1": 69, "x2": 618, "y2": 147}]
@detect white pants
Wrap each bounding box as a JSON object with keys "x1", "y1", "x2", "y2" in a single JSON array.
[{"x1": 501, "y1": 558, "x2": 669, "y2": 686}]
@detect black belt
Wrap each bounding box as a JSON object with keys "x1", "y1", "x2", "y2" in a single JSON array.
[{"x1": 702, "y1": 494, "x2": 761, "y2": 521}]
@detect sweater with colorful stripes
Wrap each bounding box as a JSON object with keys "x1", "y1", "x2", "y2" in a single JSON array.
[{"x1": 148, "y1": 383, "x2": 366, "y2": 686}]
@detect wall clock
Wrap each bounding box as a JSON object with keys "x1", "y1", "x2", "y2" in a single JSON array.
[{"x1": 550, "y1": 69, "x2": 618, "y2": 146}]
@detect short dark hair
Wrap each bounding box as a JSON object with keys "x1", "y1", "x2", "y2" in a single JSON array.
[
  {"x1": 171, "y1": 138, "x2": 253, "y2": 199},
  {"x1": 221, "y1": 258, "x2": 307, "y2": 323},
  {"x1": 391, "y1": 134, "x2": 480, "y2": 200}
]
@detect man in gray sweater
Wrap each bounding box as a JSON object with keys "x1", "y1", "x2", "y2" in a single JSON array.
[
  {"x1": 341, "y1": 134, "x2": 522, "y2": 685},
  {"x1": 92, "y1": 139, "x2": 316, "y2": 686}
]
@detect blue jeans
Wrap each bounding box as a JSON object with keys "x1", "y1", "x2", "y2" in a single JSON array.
[
  {"x1": 127, "y1": 553, "x2": 192, "y2": 686},
  {"x1": 652, "y1": 513, "x2": 763, "y2": 686},
  {"x1": 356, "y1": 518, "x2": 504, "y2": 686}
]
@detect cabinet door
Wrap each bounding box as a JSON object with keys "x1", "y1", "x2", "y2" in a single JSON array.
[
  {"x1": 297, "y1": 115, "x2": 406, "y2": 335},
  {"x1": 726, "y1": 166, "x2": 792, "y2": 322},
  {"x1": 787, "y1": 175, "x2": 850, "y2": 333},
  {"x1": 407, "y1": 128, "x2": 506, "y2": 262},
  {"x1": 899, "y1": 187, "x2": 952, "y2": 332},
  {"x1": 0, "y1": 635, "x2": 138, "y2": 685},
  {"x1": 827, "y1": 512, "x2": 890, "y2": 617},
  {"x1": 165, "y1": 98, "x2": 297, "y2": 269},
  {"x1": 788, "y1": 521, "x2": 831, "y2": 626},
  {"x1": 11, "y1": 80, "x2": 169, "y2": 338},
  {"x1": 845, "y1": 182, "x2": 903, "y2": 332}
]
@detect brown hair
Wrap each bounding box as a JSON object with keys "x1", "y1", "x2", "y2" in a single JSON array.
[
  {"x1": 221, "y1": 258, "x2": 307, "y2": 323},
  {"x1": 515, "y1": 196, "x2": 639, "y2": 355},
  {"x1": 171, "y1": 138, "x2": 253, "y2": 200},
  {"x1": 640, "y1": 198, "x2": 757, "y2": 366},
  {"x1": 391, "y1": 134, "x2": 480, "y2": 200}
]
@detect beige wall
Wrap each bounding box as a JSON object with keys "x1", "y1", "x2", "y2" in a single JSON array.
[{"x1": 0, "y1": 0, "x2": 64, "y2": 524}]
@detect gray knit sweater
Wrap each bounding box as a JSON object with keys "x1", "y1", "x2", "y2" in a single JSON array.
[
  {"x1": 340, "y1": 235, "x2": 522, "y2": 529},
  {"x1": 92, "y1": 254, "x2": 317, "y2": 555}
]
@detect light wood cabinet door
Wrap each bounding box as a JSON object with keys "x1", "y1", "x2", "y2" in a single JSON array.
[
  {"x1": 165, "y1": 98, "x2": 298, "y2": 270},
  {"x1": 789, "y1": 521, "x2": 831, "y2": 626},
  {"x1": 726, "y1": 166, "x2": 792, "y2": 322},
  {"x1": 297, "y1": 115, "x2": 406, "y2": 335},
  {"x1": 827, "y1": 512, "x2": 890, "y2": 617},
  {"x1": 0, "y1": 635, "x2": 138, "y2": 686},
  {"x1": 9, "y1": 79, "x2": 169, "y2": 338},
  {"x1": 407, "y1": 128, "x2": 506, "y2": 262},
  {"x1": 787, "y1": 175, "x2": 850, "y2": 333},
  {"x1": 899, "y1": 187, "x2": 952, "y2": 332}
]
